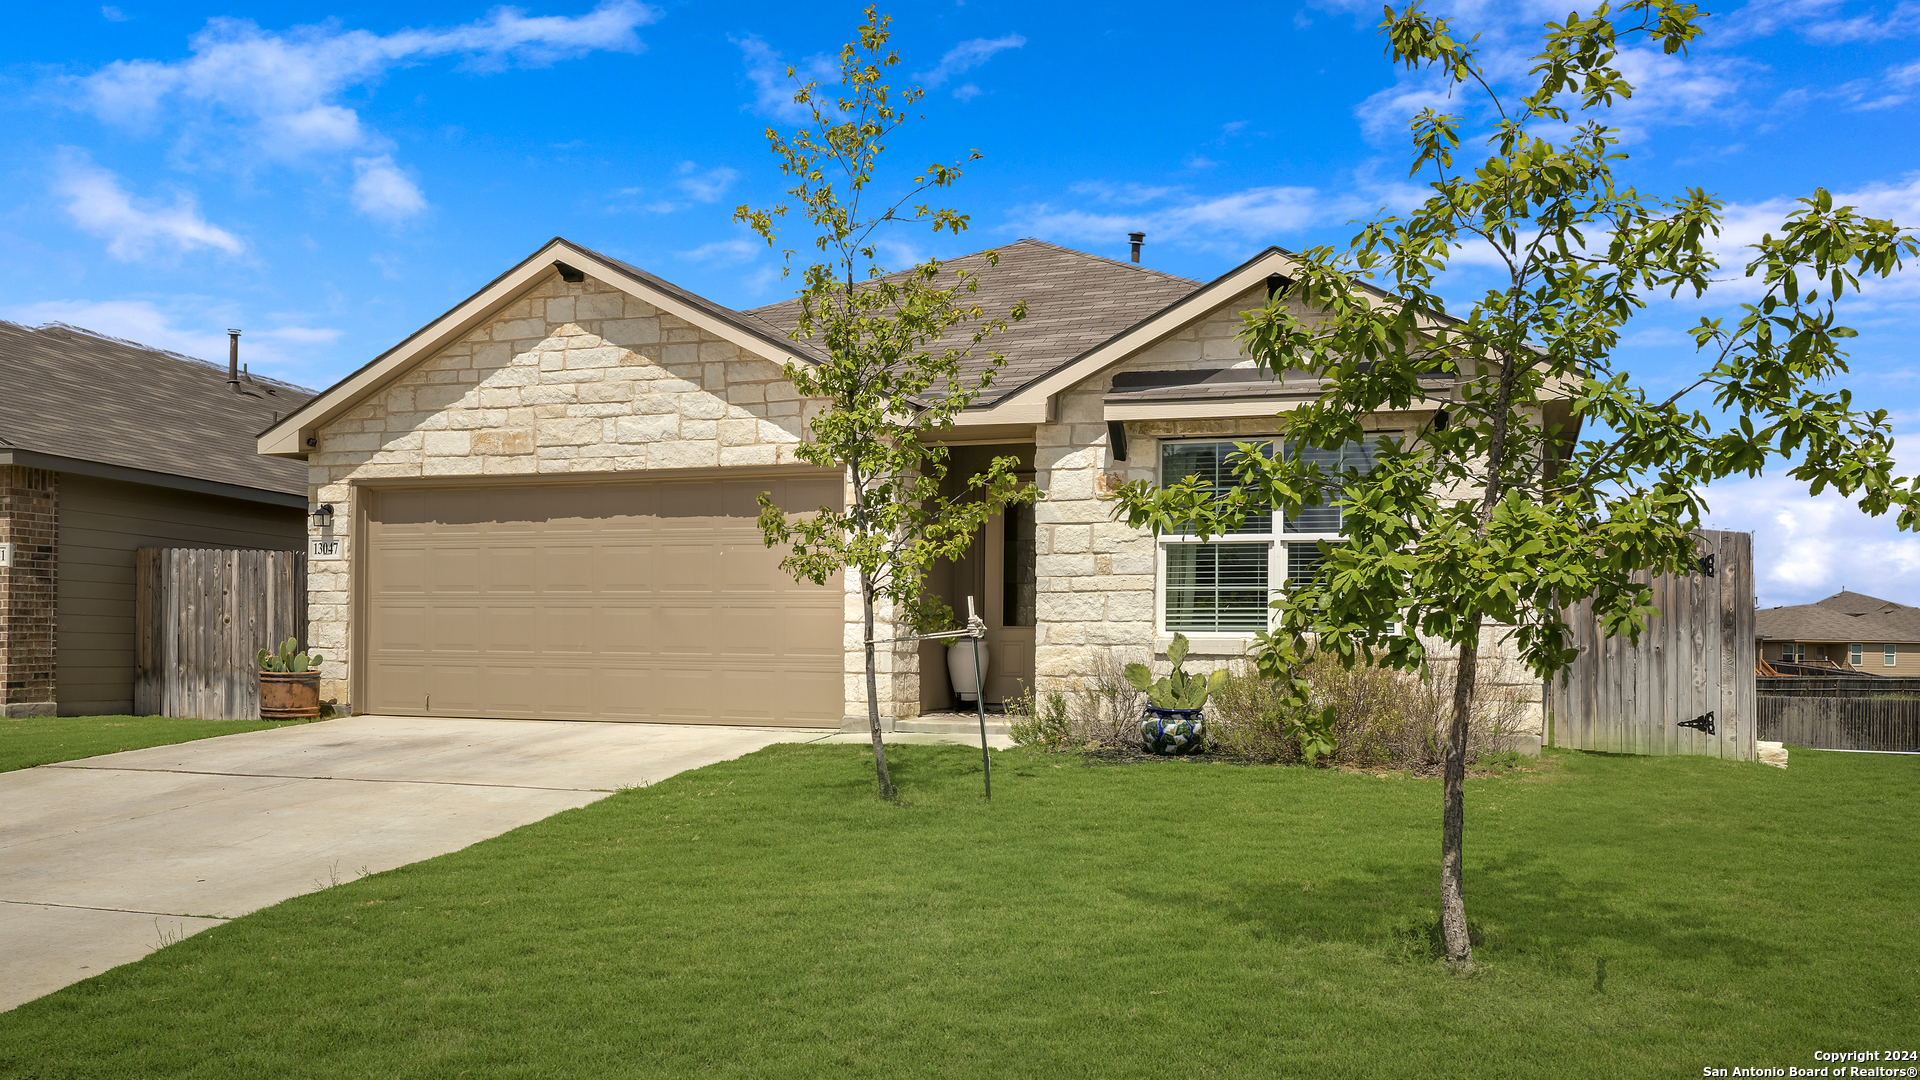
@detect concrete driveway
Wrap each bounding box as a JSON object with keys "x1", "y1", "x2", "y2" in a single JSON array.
[{"x1": 0, "y1": 715, "x2": 835, "y2": 1012}]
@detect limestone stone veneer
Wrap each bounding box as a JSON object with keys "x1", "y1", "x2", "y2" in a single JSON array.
[{"x1": 305, "y1": 272, "x2": 917, "y2": 725}]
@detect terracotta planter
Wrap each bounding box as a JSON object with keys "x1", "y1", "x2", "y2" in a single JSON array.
[{"x1": 260, "y1": 670, "x2": 322, "y2": 719}]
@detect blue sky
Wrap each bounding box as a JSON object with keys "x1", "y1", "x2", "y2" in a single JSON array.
[{"x1": 5, "y1": 0, "x2": 1920, "y2": 607}]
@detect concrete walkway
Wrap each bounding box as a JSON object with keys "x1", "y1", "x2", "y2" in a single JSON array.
[{"x1": 0, "y1": 715, "x2": 863, "y2": 1012}]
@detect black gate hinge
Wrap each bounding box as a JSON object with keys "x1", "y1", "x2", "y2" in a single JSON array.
[{"x1": 1678, "y1": 711, "x2": 1716, "y2": 736}]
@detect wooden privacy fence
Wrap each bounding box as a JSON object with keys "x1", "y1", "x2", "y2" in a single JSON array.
[
  {"x1": 1550, "y1": 530, "x2": 1756, "y2": 760},
  {"x1": 1756, "y1": 695, "x2": 1920, "y2": 752},
  {"x1": 1755, "y1": 675, "x2": 1920, "y2": 751},
  {"x1": 134, "y1": 548, "x2": 307, "y2": 721}
]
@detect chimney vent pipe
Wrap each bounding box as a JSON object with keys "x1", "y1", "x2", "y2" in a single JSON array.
[
  {"x1": 1128, "y1": 232, "x2": 1145, "y2": 264},
  {"x1": 227, "y1": 329, "x2": 241, "y2": 392}
]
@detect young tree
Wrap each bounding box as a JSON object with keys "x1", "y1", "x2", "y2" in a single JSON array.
[
  {"x1": 1115, "y1": 0, "x2": 1919, "y2": 968},
  {"x1": 735, "y1": 8, "x2": 1031, "y2": 798}
]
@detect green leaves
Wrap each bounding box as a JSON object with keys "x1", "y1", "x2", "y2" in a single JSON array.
[
  {"x1": 734, "y1": 5, "x2": 1036, "y2": 642},
  {"x1": 1125, "y1": 634, "x2": 1229, "y2": 711},
  {"x1": 1111, "y1": 0, "x2": 1917, "y2": 696}
]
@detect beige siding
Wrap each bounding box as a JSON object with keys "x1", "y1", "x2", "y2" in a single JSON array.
[
  {"x1": 1764, "y1": 638, "x2": 1920, "y2": 675},
  {"x1": 57, "y1": 474, "x2": 303, "y2": 715}
]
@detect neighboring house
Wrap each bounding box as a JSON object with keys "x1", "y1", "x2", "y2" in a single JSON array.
[
  {"x1": 1755, "y1": 590, "x2": 1920, "y2": 675},
  {"x1": 258, "y1": 236, "x2": 1566, "y2": 745},
  {"x1": 0, "y1": 323, "x2": 311, "y2": 717}
]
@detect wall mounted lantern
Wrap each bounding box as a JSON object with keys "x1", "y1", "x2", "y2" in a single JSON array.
[{"x1": 310, "y1": 503, "x2": 335, "y2": 529}]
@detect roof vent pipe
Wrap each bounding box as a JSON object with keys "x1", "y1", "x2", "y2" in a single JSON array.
[
  {"x1": 1128, "y1": 232, "x2": 1145, "y2": 264},
  {"x1": 227, "y1": 329, "x2": 241, "y2": 393}
]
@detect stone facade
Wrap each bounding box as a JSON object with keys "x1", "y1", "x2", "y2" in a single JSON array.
[
  {"x1": 1025, "y1": 288, "x2": 1545, "y2": 749},
  {"x1": 301, "y1": 268, "x2": 1541, "y2": 746},
  {"x1": 305, "y1": 271, "x2": 917, "y2": 725},
  {"x1": 0, "y1": 466, "x2": 58, "y2": 718}
]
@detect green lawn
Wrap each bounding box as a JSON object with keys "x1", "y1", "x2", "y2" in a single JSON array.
[
  {"x1": 1, "y1": 744, "x2": 1912, "y2": 1078},
  {"x1": 0, "y1": 714, "x2": 320, "y2": 773}
]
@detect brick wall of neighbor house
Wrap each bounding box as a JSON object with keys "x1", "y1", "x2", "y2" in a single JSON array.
[
  {"x1": 1028, "y1": 289, "x2": 1546, "y2": 750},
  {"x1": 306, "y1": 272, "x2": 918, "y2": 726},
  {"x1": 0, "y1": 466, "x2": 58, "y2": 717}
]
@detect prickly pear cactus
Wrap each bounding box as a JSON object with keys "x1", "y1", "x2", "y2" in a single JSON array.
[
  {"x1": 258, "y1": 637, "x2": 324, "y2": 673},
  {"x1": 1123, "y1": 632, "x2": 1229, "y2": 711}
]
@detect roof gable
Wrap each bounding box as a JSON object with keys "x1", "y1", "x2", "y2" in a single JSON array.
[{"x1": 257, "y1": 238, "x2": 813, "y2": 458}]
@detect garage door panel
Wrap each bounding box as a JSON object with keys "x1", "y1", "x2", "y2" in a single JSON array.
[
  {"x1": 369, "y1": 603, "x2": 427, "y2": 654},
  {"x1": 478, "y1": 546, "x2": 539, "y2": 591},
  {"x1": 595, "y1": 544, "x2": 656, "y2": 591},
  {"x1": 594, "y1": 604, "x2": 658, "y2": 655},
  {"x1": 531, "y1": 604, "x2": 597, "y2": 656},
  {"x1": 651, "y1": 602, "x2": 724, "y2": 657},
  {"x1": 365, "y1": 473, "x2": 843, "y2": 725},
  {"x1": 366, "y1": 663, "x2": 426, "y2": 713},
  {"x1": 427, "y1": 605, "x2": 484, "y2": 652},
  {"x1": 429, "y1": 547, "x2": 485, "y2": 591}
]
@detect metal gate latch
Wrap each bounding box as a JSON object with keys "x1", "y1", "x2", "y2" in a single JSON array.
[
  {"x1": 1678, "y1": 712, "x2": 1716, "y2": 736},
  {"x1": 1697, "y1": 553, "x2": 1716, "y2": 577}
]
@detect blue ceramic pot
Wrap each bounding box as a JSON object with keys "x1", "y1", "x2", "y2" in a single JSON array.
[{"x1": 1141, "y1": 707, "x2": 1206, "y2": 755}]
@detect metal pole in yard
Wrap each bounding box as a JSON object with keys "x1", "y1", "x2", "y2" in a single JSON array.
[{"x1": 967, "y1": 595, "x2": 990, "y2": 801}]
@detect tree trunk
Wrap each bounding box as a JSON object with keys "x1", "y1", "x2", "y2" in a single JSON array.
[
  {"x1": 1440, "y1": 621, "x2": 1480, "y2": 970},
  {"x1": 860, "y1": 566, "x2": 894, "y2": 798}
]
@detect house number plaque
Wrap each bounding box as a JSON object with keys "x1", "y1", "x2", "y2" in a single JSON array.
[{"x1": 310, "y1": 538, "x2": 343, "y2": 560}]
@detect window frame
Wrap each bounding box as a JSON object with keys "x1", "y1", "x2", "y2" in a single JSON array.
[
  {"x1": 1887, "y1": 643, "x2": 1899, "y2": 667},
  {"x1": 1851, "y1": 642, "x2": 1864, "y2": 667},
  {"x1": 1153, "y1": 434, "x2": 1385, "y2": 638}
]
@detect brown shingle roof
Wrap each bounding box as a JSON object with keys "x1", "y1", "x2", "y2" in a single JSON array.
[
  {"x1": 1756, "y1": 591, "x2": 1920, "y2": 642},
  {"x1": 745, "y1": 238, "x2": 1201, "y2": 405},
  {"x1": 0, "y1": 321, "x2": 310, "y2": 498}
]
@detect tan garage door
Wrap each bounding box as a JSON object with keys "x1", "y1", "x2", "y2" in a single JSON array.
[{"x1": 362, "y1": 472, "x2": 843, "y2": 726}]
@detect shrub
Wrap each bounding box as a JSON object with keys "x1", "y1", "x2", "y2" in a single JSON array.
[
  {"x1": 1006, "y1": 651, "x2": 1145, "y2": 752},
  {"x1": 1011, "y1": 649, "x2": 1528, "y2": 769},
  {"x1": 1207, "y1": 653, "x2": 1528, "y2": 768}
]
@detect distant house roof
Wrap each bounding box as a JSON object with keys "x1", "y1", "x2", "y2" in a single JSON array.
[
  {"x1": 747, "y1": 238, "x2": 1202, "y2": 406},
  {"x1": 1755, "y1": 590, "x2": 1920, "y2": 642},
  {"x1": 0, "y1": 321, "x2": 310, "y2": 503}
]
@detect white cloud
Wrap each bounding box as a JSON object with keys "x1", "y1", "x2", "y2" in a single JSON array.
[
  {"x1": 675, "y1": 161, "x2": 737, "y2": 203},
  {"x1": 734, "y1": 35, "x2": 838, "y2": 123},
  {"x1": 67, "y1": 3, "x2": 656, "y2": 216},
  {"x1": 1, "y1": 297, "x2": 338, "y2": 385},
  {"x1": 1727, "y1": 0, "x2": 1920, "y2": 42},
  {"x1": 1701, "y1": 466, "x2": 1920, "y2": 606},
  {"x1": 351, "y1": 155, "x2": 427, "y2": 221},
  {"x1": 101, "y1": 6, "x2": 128, "y2": 22},
  {"x1": 1070, "y1": 181, "x2": 1181, "y2": 205},
  {"x1": 50, "y1": 150, "x2": 243, "y2": 260},
  {"x1": 914, "y1": 33, "x2": 1026, "y2": 87},
  {"x1": 1011, "y1": 173, "x2": 1422, "y2": 252},
  {"x1": 680, "y1": 238, "x2": 760, "y2": 264},
  {"x1": 952, "y1": 83, "x2": 983, "y2": 102}
]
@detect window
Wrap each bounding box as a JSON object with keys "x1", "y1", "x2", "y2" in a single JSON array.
[
  {"x1": 1158, "y1": 437, "x2": 1378, "y2": 635},
  {"x1": 1781, "y1": 642, "x2": 1805, "y2": 663},
  {"x1": 1002, "y1": 501, "x2": 1037, "y2": 628},
  {"x1": 1851, "y1": 642, "x2": 1864, "y2": 667},
  {"x1": 1888, "y1": 644, "x2": 1899, "y2": 667}
]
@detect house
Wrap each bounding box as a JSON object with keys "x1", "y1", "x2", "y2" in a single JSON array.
[
  {"x1": 1755, "y1": 590, "x2": 1920, "y2": 674},
  {"x1": 0, "y1": 323, "x2": 311, "y2": 717},
  {"x1": 257, "y1": 236, "x2": 1561, "y2": 746}
]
